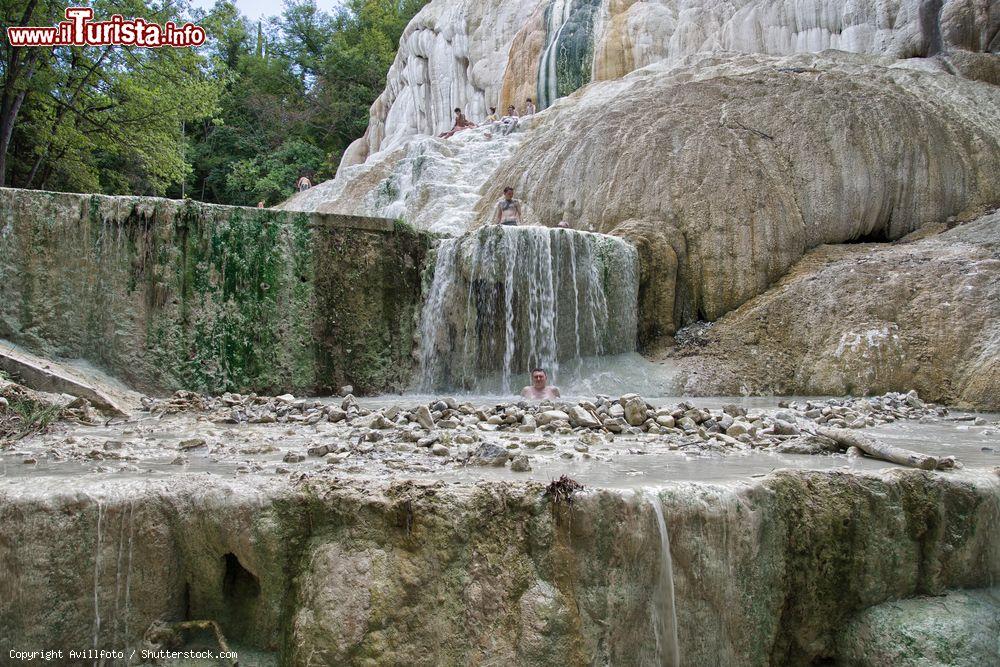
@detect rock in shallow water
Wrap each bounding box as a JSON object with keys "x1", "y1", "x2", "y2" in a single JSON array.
[
  {"x1": 510, "y1": 455, "x2": 531, "y2": 472},
  {"x1": 568, "y1": 406, "x2": 601, "y2": 429},
  {"x1": 415, "y1": 405, "x2": 435, "y2": 430},
  {"x1": 623, "y1": 398, "x2": 648, "y2": 427},
  {"x1": 536, "y1": 410, "x2": 570, "y2": 426},
  {"x1": 470, "y1": 443, "x2": 510, "y2": 467}
]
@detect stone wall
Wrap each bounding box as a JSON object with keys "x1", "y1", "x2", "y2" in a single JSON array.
[{"x1": 0, "y1": 188, "x2": 430, "y2": 396}]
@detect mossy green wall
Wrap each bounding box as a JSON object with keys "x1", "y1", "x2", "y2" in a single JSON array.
[{"x1": 0, "y1": 188, "x2": 429, "y2": 395}]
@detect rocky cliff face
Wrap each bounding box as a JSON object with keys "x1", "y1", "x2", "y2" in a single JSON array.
[
  {"x1": 344, "y1": 0, "x2": 1000, "y2": 165},
  {"x1": 0, "y1": 189, "x2": 430, "y2": 396},
  {"x1": 667, "y1": 210, "x2": 1000, "y2": 409}
]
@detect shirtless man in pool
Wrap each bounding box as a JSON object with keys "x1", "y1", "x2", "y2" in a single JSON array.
[
  {"x1": 495, "y1": 186, "x2": 523, "y2": 226},
  {"x1": 521, "y1": 368, "x2": 561, "y2": 400}
]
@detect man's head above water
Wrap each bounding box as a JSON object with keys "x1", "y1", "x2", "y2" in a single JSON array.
[{"x1": 521, "y1": 368, "x2": 560, "y2": 400}]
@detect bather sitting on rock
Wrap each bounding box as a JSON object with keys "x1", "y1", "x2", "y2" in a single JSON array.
[
  {"x1": 521, "y1": 368, "x2": 561, "y2": 400},
  {"x1": 439, "y1": 108, "x2": 475, "y2": 139},
  {"x1": 495, "y1": 186, "x2": 523, "y2": 226},
  {"x1": 483, "y1": 107, "x2": 501, "y2": 139},
  {"x1": 499, "y1": 105, "x2": 519, "y2": 136}
]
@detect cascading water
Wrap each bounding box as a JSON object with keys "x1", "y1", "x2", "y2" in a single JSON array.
[
  {"x1": 418, "y1": 225, "x2": 638, "y2": 394},
  {"x1": 648, "y1": 492, "x2": 681, "y2": 667},
  {"x1": 84, "y1": 495, "x2": 140, "y2": 663},
  {"x1": 537, "y1": 0, "x2": 603, "y2": 109},
  {"x1": 92, "y1": 500, "x2": 103, "y2": 666}
]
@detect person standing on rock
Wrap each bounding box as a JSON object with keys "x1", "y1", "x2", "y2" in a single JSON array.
[
  {"x1": 521, "y1": 368, "x2": 561, "y2": 400},
  {"x1": 495, "y1": 186, "x2": 523, "y2": 226}
]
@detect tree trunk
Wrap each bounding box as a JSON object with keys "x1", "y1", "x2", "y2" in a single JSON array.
[
  {"x1": 818, "y1": 427, "x2": 941, "y2": 471},
  {"x1": 0, "y1": 0, "x2": 41, "y2": 185}
]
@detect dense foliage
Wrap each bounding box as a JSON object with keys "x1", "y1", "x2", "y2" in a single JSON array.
[{"x1": 0, "y1": 0, "x2": 427, "y2": 204}]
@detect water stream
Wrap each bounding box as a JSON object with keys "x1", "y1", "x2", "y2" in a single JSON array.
[
  {"x1": 648, "y1": 492, "x2": 681, "y2": 667},
  {"x1": 418, "y1": 225, "x2": 638, "y2": 393},
  {"x1": 537, "y1": 0, "x2": 604, "y2": 109}
]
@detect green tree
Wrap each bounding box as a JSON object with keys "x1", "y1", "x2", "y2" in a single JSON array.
[
  {"x1": 225, "y1": 138, "x2": 324, "y2": 205},
  {"x1": 1, "y1": 0, "x2": 220, "y2": 194},
  {"x1": 2, "y1": 0, "x2": 429, "y2": 202}
]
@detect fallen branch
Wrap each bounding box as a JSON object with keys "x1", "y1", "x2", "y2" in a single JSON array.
[{"x1": 819, "y1": 427, "x2": 950, "y2": 471}]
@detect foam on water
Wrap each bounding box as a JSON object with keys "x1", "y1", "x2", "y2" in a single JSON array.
[{"x1": 418, "y1": 225, "x2": 639, "y2": 393}]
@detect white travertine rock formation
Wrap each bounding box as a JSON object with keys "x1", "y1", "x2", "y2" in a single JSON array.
[
  {"x1": 341, "y1": 0, "x2": 545, "y2": 167},
  {"x1": 283, "y1": 119, "x2": 535, "y2": 234},
  {"x1": 342, "y1": 0, "x2": 999, "y2": 166},
  {"x1": 481, "y1": 52, "x2": 1000, "y2": 322}
]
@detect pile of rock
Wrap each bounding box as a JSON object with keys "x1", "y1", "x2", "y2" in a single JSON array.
[
  {"x1": 135, "y1": 389, "x2": 981, "y2": 472},
  {"x1": 143, "y1": 391, "x2": 339, "y2": 425},
  {"x1": 141, "y1": 389, "x2": 957, "y2": 444},
  {"x1": 776, "y1": 391, "x2": 949, "y2": 429}
]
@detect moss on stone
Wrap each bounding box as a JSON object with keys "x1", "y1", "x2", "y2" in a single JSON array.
[{"x1": 0, "y1": 188, "x2": 430, "y2": 395}]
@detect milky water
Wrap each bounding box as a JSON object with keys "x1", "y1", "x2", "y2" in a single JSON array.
[{"x1": 3, "y1": 402, "x2": 995, "y2": 490}]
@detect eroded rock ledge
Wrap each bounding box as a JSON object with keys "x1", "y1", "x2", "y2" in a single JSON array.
[
  {"x1": 1, "y1": 468, "x2": 997, "y2": 665},
  {"x1": 669, "y1": 211, "x2": 1000, "y2": 410}
]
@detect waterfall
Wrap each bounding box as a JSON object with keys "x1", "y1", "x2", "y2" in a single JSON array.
[
  {"x1": 537, "y1": 0, "x2": 604, "y2": 109},
  {"x1": 418, "y1": 225, "x2": 638, "y2": 394},
  {"x1": 649, "y1": 493, "x2": 680, "y2": 667},
  {"x1": 92, "y1": 500, "x2": 103, "y2": 665},
  {"x1": 85, "y1": 495, "x2": 139, "y2": 662}
]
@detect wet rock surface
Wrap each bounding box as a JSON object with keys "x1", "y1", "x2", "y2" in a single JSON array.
[
  {"x1": 1, "y1": 464, "x2": 998, "y2": 666},
  {"x1": 836, "y1": 588, "x2": 1000, "y2": 667}
]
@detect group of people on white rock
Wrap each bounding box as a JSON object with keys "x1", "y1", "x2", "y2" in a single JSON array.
[{"x1": 439, "y1": 98, "x2": 536, "y2": 140}]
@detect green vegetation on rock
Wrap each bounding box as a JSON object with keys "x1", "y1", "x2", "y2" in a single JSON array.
[{"x1": 0, "y1": 188, "x2": 430, "y2": 395}]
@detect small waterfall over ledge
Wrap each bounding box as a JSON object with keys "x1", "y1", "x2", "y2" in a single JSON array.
[
  {"x1": 648, "y1": 493, "x2": 681, "y2": 667},
  {"x1": 418, "y1": 226, "x2": 638, "y2": 393}
]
